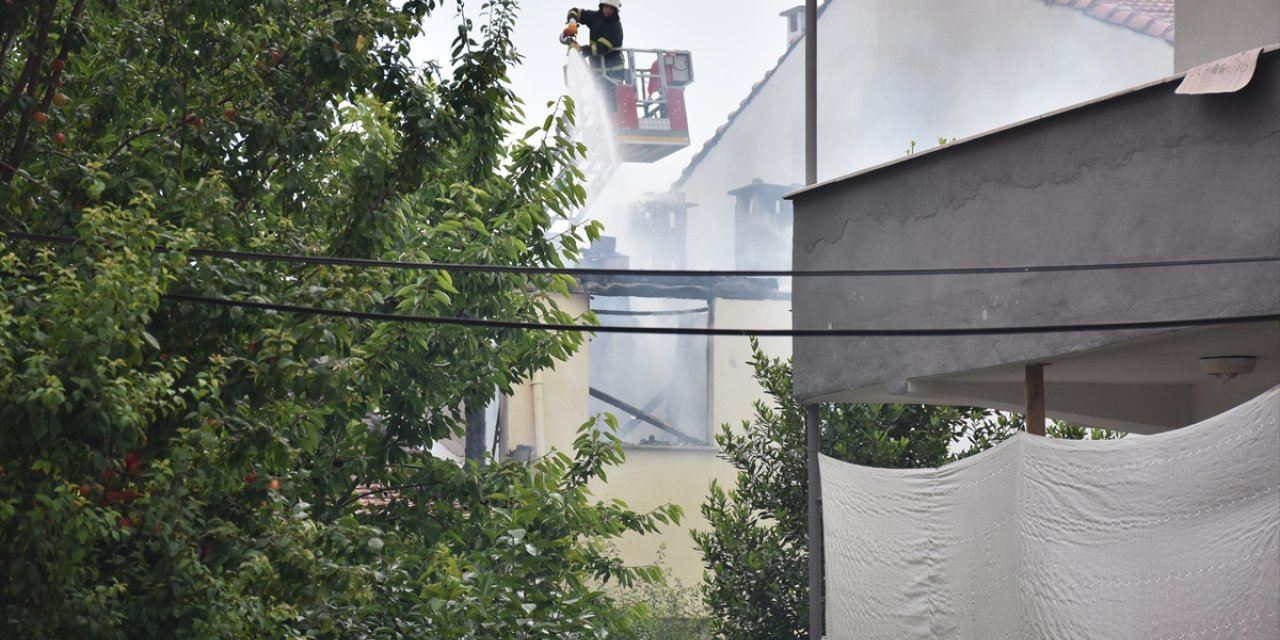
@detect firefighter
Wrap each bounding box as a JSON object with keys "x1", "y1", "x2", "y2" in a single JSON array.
[{"x1": 563, "y1": 1, "x2": 624, "y2": 80}]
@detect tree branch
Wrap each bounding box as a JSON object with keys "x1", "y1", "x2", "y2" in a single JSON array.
[{"x1": 1, "y1": 0, "x2": 57, "y2": 184}]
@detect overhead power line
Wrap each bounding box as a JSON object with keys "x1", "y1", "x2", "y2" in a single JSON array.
[
  {"x1": 7, "y1": 231, "x2": 1279, "y2": 279},
  {"x1": 162, "y1": 293, "x2": 1280, "y2": 337}
]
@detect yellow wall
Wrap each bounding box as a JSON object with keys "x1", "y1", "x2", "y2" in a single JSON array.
[{"x1": 503, "y1": 293, "x2": 791, "y2": 587}]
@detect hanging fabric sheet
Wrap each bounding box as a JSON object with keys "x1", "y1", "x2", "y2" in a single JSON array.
[{"x1": 821, "y1": 386, "x2": 1279, "y2": 640}]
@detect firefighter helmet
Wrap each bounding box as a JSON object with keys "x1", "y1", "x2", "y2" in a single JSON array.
[{"x1": 598, "y1": 0, "x2": 621, "y2": 9}]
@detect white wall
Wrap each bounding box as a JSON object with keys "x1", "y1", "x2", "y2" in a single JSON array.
[{"x1": 677, "y1": 0, "x2": 1173, "y2": 269}]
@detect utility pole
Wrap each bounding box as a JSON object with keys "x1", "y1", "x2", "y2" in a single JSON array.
[
  {"x1": 805, "y1": 0, "x2": 817, "y2": 187},
  {"x1": 804, "y1": 1, "x2": 822, "y2": 637},
  {"x1": 1025, "y1": 363, "x2": 1047, "y2": 436},
  {"x1": 465, "y1": 403, "x2": 488, "y2": 464},
  {"x1": 805, "y1": 404, "x2": 823, "y2": 638}
]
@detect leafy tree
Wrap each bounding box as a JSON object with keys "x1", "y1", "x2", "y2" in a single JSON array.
[
  {"x1": 1, "y1": 0, "x2": 675, "y2": 636},
  {"x1": 692, "y1": 339, "x2": 1020, "y2": 639},
  {"x1": 1047, "y1": 421, "x2": 1126, "y2": 440}
]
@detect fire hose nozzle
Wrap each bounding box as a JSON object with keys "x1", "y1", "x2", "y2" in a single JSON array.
[{"x1": 559, "y1": 22, "x2": 579, "y2": 46}]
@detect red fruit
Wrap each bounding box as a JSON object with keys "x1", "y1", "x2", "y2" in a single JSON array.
[
  {"x1": 245, "y1": 472, "x2": 258, "y2": 484},
  {"x1": 31, "y1": 110, "x2": 48, "y2": 124},
  {"x1": 247, "y1": 341, "x2": 257, "y2": 353},
  {"x1": 159, "y1": 352, "x2": 169, "y2": 362},
  {"x1": 207, "y1": 417, "x2": 217, "y2": 426},
  {"x1": 52, "y1": 132, "x2": 65, "y2": 145},
  {"x1": 107, "y1": 489, "x2": 122, "y2": 503},
  {"x1": 50, "y1": 59, "x2": 65, "y2": 73},
  {"x1": 268, "y1": 478, "x2": 281, "y2": 491},
  {"x1": 125, "y1": 461, "x2": 141, "y2": 476},
  {"x1": 100, "y1": 469, "x2": 117, "y2": 483},
  {"x1": 51, "y1": 92, "x2": 70, "y2": 106},
  {"x1": 223, "y1": 108, "x2": 237, "y2": 121},
  {"x1": 124, "y1": 451, "x2": 141, "y2": 469},
  {"x1": 122, "y1": 489, "x2": 139, "y2": 503},
  {"x1": 193, "y1": 117, "x2": 206, "y2": 129},
  {"x1": 118, "y1": 517, "x2": 132, "y2": 528},
  {"x1": 270, "y1": 50, "x2": 282, "y2": 65},
  {"x1": 78, "y1": 484, "x2": 91, "y2": 497}
]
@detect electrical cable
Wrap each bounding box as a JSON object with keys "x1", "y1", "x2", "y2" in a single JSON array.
[
  {"x1": 162, "y1": 293, "x2": 1280, "y2": 337},
  {"x1": 7, "y1": 231, "x2": 1279, "y2": 279}
]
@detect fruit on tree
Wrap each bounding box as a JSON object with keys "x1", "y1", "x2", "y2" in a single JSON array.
[{"x1": 124, "y1": 452, "x2": 142, "y2": 476}]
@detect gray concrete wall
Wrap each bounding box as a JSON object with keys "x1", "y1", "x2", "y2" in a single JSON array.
[
  {"x1": 791, "y1": 49, "x2": 1280, "y2": 406},
  {"x1": 1176, "y1": 0, "x2": 1280, "y2": 72}
]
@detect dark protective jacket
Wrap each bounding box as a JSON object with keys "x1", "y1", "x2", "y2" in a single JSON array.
[{"x1": 566, "y1": 7, "x2": 624, "y2": 71}]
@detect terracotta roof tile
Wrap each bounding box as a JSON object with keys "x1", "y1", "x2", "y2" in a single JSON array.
[
  {"x1": 1088, "y1": 2, "x2": 1118, "y2": 20},
  {"x1": 1046, "y1": 0, "x2": 1175, "y2": 40},
  {"x1": 672, "y1": 0, "x2": 1174, "y2": 190},
  {"x1": 1125, "y1": 14, "x2": 1154, "y2": 32}
]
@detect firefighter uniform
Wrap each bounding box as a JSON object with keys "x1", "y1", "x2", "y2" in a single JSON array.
[{"x1": 566, "y1": 6, "x2": 624, "y2": 78}]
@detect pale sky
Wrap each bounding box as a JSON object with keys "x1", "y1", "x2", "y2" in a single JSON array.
[{"x1": 415, "y1": 0, "x2": 807, "y2": 195}]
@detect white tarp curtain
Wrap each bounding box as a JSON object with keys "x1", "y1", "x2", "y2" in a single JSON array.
[{"x1": 821, "y1": 387, "x2": 1279, "y2": 640}]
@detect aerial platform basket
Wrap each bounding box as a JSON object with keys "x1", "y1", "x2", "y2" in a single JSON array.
[{"x1": 587, "y1": 48, "x2": 695, "y2": 163}]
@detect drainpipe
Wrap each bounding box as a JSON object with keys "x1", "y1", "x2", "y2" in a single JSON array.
[{"x1": 531, "y1": 371, "x2": 547, "y2": 457}]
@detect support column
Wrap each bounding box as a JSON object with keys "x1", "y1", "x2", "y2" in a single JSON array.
[
  {"x1": 1025, "y1": 364, "x2": 1046, "y2": 436},
  {"x1": 806, "y1": 403, "x2": 823, "y2": 638}
]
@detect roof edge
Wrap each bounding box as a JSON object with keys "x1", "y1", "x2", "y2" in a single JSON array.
[{"x1": 785, "y1": 43, "x2": 1280, "y2": 200}]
